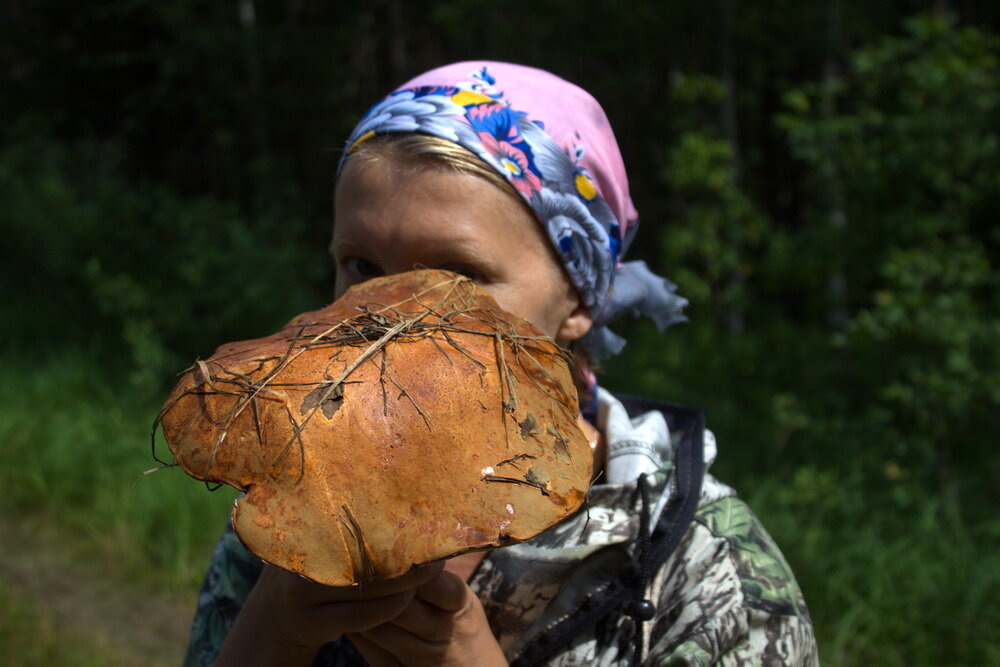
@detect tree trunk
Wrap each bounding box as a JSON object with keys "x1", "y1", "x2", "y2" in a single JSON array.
[
  {"x1": 384, "y1": 0, "x2": 406, "y2": 84},
  {"x1": 822, "y1": 0, "x2": 848, "y2": 330},
  {"x1": 239, "y1": 0, "x2": 270, "y2": 165},
  {"x1": 721, "y1": 0, "x2": 745, "y2": 334}
]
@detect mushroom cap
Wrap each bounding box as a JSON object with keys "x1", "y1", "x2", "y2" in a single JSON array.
[{"x1": 158, "y1": 270, "x2": 592, "y2": 586}]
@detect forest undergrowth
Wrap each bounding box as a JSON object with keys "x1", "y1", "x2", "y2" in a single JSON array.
[
  {"x1": 0, "y1": 353, "x2": 236, "y2": 665},
  {"x1": 0, "y1": 353, "x2": 997, "y2": 665}
]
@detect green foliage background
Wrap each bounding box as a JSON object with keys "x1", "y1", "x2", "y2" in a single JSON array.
[{"x1": 1, "y1": 2, "x2": 998, "y2": 664}]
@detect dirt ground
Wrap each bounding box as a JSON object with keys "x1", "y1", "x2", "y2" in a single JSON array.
[{"x1": 0, "y1": 516, "x2": 193, "y2": 666}]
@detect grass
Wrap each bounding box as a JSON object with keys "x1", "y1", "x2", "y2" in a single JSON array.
[
  {"x1": 0, "y1": 350, "x2": 237, "y2": 590},
  {"x1": 1, "y1": 350, "x2": 998, "y2": 665},
  {"x1": 0, "y1": 579, "x2": 113, "y2": 667},
  {"x1": 748, "y1": 470, "x2": 1000, "y2": 666}
]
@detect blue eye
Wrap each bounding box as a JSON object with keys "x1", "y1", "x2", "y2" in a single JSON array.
[{"x1": 344, "y1": 257, "x2": 383, "y2": 278}]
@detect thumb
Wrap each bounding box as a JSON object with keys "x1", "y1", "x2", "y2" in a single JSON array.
[{"x1": 414, "y1": 571, "x2": 470, "y2": 613}]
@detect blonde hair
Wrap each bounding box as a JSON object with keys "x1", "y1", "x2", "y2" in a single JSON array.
[{"x1": 347, "y1": 134, "x2": 522, "y2": 201}]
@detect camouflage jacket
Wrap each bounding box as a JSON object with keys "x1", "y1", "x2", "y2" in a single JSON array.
[{"x1": 184, "y1": 397, "x2": 818, "y2": 666}]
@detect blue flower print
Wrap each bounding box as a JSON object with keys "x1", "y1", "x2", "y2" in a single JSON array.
[
  {"x1": 532, "y1": 189, "x2": 615, "y2": 308},
  {"x1": 466, "y1": 104, "x2": 542, "y2": 195},
  {"x1": 347, "y1": 89, "x2": 468, "y2": 150}
]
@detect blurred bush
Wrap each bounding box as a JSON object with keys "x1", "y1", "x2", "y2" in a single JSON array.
[
  {"x1": 779, "y1": 15, "x2": 1000, "y2": 494},
  {"x1": 0, "y1": 129, "x2": 328, "y2": 389},
  {"x1": 602, "y1": 20, "x2": 1000, "y2": 660}
]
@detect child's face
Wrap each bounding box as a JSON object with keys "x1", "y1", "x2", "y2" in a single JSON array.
[{"x1": 331, "y1": 157, "x2": 592, "y2": 343}]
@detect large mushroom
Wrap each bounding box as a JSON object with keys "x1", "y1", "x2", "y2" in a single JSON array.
[{"x1": 156, "y1": 269, "x2": 592, "y2": 586}]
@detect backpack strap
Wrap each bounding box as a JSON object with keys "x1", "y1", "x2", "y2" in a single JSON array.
[{"x1": 510, "y1": 397, "x2": 706, "y2": 666}]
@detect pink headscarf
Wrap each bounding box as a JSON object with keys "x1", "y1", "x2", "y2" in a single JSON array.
[{"x1": 402, "y1": 62, "x2": 639, "y2": 246}]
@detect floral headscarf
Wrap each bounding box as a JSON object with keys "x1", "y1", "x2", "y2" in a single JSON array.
[{"x1": 341, "y1": 61, "x2": 686, "y2": 360}]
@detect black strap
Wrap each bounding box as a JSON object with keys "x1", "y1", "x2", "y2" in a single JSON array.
[
  {"x1": 510, "y1": 399, "x2": 706, "y2": 666},
  {"x1": 627, "y1": 474, "x2": 654, "y2": 666}
]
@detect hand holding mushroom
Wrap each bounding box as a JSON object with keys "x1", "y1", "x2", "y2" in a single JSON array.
[
  {"x1": 216, "y1": 562, "x2": 446, "y2": 665},
  {"x1": 347, "y1": 568, "x2": 507, "y2": 666},
  {"x1": 157, "y1": 270, "x2": 593, "y2": 661}
]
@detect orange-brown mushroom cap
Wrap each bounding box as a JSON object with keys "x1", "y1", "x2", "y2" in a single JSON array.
[{"x1": 157, "y1": 269, "x2": 592, "y2": 586}]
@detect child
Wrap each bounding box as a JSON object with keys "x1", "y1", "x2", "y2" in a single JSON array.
[{"x1": 186, "y1": 61, "x2": 818, "y2": 666}]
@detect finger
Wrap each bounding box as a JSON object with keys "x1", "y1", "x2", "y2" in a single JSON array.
[
  {"x1": 415, "y1": 570, "x2": 469, "y2": 613},
  {"x1": 350, "y1": 561, "x2": 447, "y2": 600},
  {"x1": 314, "y1": 589, "x2": 416, "y2": 634},
  {"x1": 346, "y1": 632, "x2": 402, "y2": 667},
  {"x1": 282, "y1": 561, "x2": 445, "y2": 604},
  {"x1": 386, "y1": 598, "x2": 454, "y2": 642},
  {"x1": 360, "y1": 622, "x2": 448, "y2": 657}
]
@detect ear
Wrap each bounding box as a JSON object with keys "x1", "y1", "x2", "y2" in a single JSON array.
[{"x1": 557, "y1": 303, "x2": 593, "y2": 343}]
